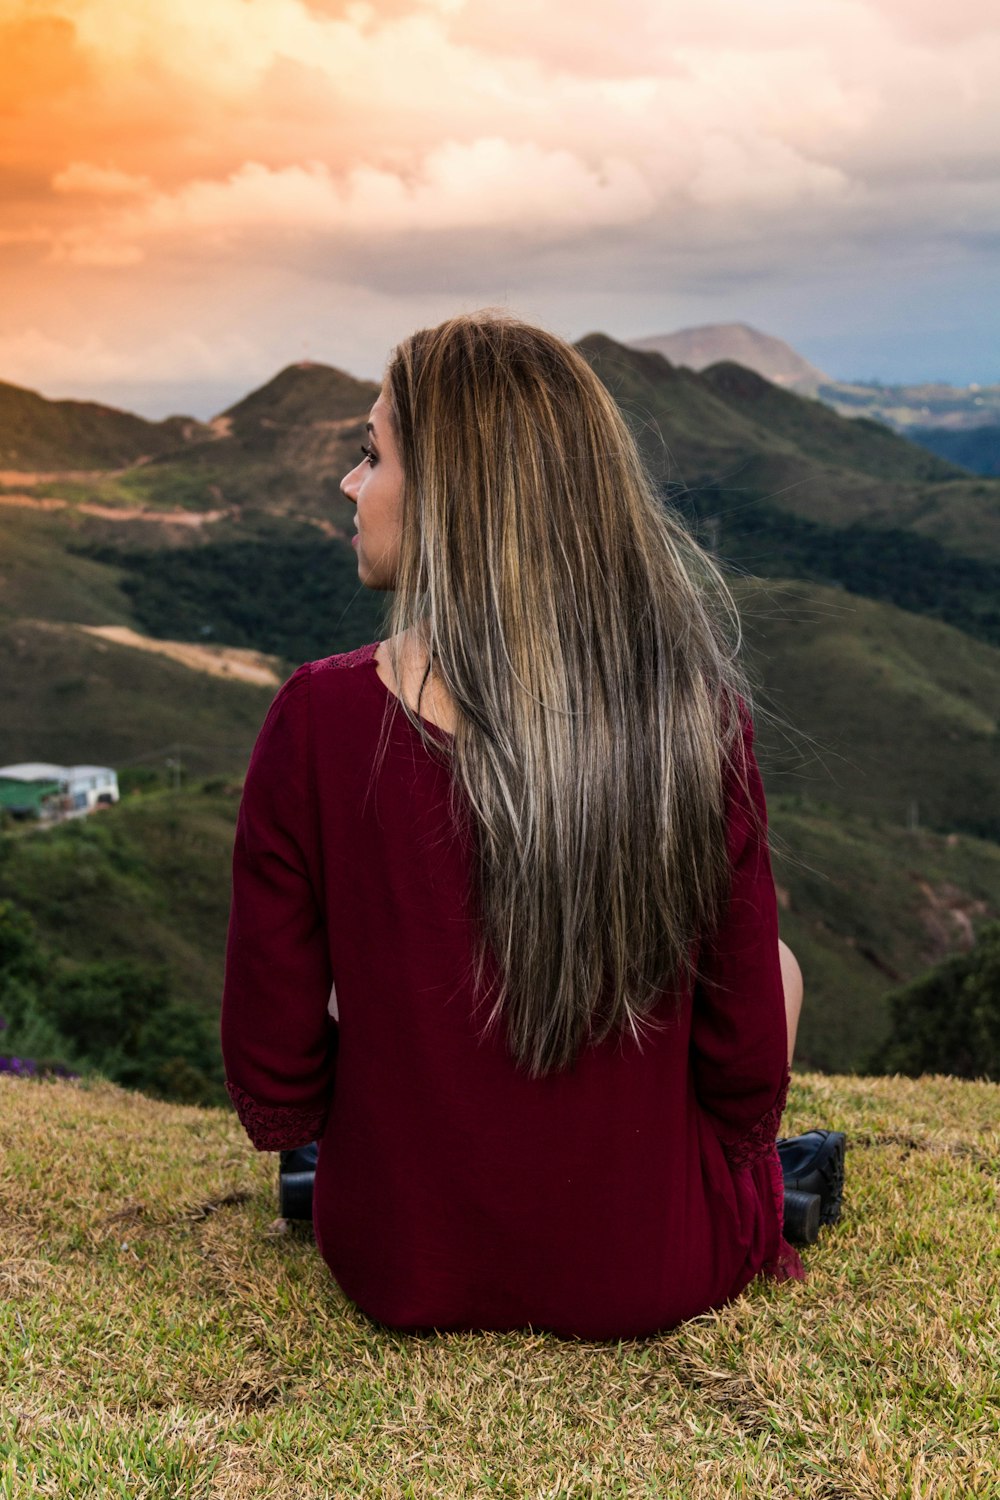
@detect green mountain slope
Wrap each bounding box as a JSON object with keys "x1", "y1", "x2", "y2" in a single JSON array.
[
  {"x1": 578, "y1": 335, "x2": 1000, "y2": 560},
  {"x1": 739, "y1": 578, "x2": 999, "y2": 839},
  {"x1": 219, "y1": 361, "x2": 379, "y2": 440},
  {"x1": 701, "y1": 360, "x2": 959, "y2": 483},
  {"x1": 0, "y1": 379, "x2": 208, "y2": 471},
  {"x1": 0, "y1": 617, "x2": 277, "y2": 776},
  {"x1": 1, "y1": 774, "x2": 997, "y2": 1081}
]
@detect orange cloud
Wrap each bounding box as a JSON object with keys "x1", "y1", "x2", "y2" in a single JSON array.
[{"x1": 1, "y1": 0, "x2": 999, "y2": 409}]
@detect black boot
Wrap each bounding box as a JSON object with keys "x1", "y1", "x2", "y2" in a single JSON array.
[
  {"x1": 778, "y1": 1130, "x2": 846, "y2": 1228},
  {"x1": 782, "y1": 1188, "x2": 822, "y2": 1245},
  {"x1": 278, "y1": 1141, "x2": 318, "y2": 1220}
]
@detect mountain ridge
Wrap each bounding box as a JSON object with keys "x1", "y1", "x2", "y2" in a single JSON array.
[{"x1": 629, "y1": 321, "x2": 829, "y2": 392}]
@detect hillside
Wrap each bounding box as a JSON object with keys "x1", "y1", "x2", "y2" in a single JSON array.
[
  {"x1": 0, "y1": 616, "x2": 278, "y2": 776},
  {"x1": 0, "y1": 378, "x2": 208, "y2": 472},
  {"x1": 628, "y1": 322, "x2": 829, "y2": 393},
  {"x1": 623, "y1": 321, "x2": 1000, "y2": 463},
  {"x1": 578, "y1": 335, "x2": 1000, "y2": 565},
  {"x1": 737, "y1": 578, "x2": 1000, "y2": 840},
  {"x1": 2, "y1": 696, "x2": 997, "y2": 1083},
  {"x1": 1, "y1": 1069, "x2": 996, "y2": 1495},
  {"x1": 701, "y1": 361, "x2": 958, "y2": 484}
]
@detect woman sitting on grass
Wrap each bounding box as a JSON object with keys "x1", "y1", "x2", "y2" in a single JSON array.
[{"x1": 220, "y1": 310, "x2": 844, "y2": 1340}]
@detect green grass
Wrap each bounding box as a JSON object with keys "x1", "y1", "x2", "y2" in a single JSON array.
[{"x1": 1, "y1": 1069, "x2": 996, "y2": 1496}]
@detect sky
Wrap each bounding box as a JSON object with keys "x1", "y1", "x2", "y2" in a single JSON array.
[{"x1": 2, "y1": 0, "x2": 999, "y2": 419}]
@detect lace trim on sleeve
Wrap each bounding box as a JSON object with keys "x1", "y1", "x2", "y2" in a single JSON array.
[
  {"x1": 226, "y1": 1080, "x2": 327, "y2": 1152},
  {"x1": 719, "y1": 1067, "x2": 791, "y2": 1172},
  {"x1": 760, "y1": 1145, "x2": 807, "y2": 1283}
]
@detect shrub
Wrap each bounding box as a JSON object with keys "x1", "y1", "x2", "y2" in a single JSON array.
[{"x1": 868, "y1": 922, "x2": 1000, "y2": 1080}]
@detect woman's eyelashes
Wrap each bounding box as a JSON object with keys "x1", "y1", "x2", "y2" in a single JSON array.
[{"x1": 360, "y1": 443, "x2": 377, "y2": 467}]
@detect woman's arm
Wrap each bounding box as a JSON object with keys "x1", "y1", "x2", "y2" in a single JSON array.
[
  {"x1": 689, "y1": 715, "x2": 790, "y2": 1170},
  {"x1": 220, "y1": 662, "x2": 338, "y2": 1151}
]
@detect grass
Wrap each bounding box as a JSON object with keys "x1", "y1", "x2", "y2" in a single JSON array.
[{"x1": 1, "y1": 1070, "x2": 997, "y2": 1497}]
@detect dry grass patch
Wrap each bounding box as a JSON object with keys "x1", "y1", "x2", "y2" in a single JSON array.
[{"x1": 1, "y1": 1070, "x2": 997, "y2": 1498}]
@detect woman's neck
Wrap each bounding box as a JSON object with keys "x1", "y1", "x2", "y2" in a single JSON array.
[{"x1": 376, "y1": 630, "x2": 458, "y2": 734}]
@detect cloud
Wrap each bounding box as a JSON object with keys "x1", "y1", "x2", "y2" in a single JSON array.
[
  {"x1": 40, "y1": 142, "x2": 653, "y2": 266},
  {"x1": 52, "y1": 163, "x2": 153, "y2": 196},
  {"x1": 1, "y1": 0, "x2": 999, "y2": 395},
  {"x1": 0, "y1": 324, "x2": 262, "y2": 388}
]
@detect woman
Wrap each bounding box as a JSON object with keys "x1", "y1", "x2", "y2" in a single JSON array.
[{"x1": 220, "y1": 311, "x2": 842, "y2": 1340}]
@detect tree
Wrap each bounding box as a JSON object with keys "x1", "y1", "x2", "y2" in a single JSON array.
[{"x1": 868, "y1": 922, "x2": 1000, "y2": 1080}]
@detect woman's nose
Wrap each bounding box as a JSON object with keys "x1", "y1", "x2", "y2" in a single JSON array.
[{"x1": 340, "y1": 469, "x2": 358, "y2": 500}]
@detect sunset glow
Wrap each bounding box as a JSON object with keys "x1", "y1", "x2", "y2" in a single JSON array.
[{"x1": 2, "y1": 0, "x2": 998, "y2": 414}]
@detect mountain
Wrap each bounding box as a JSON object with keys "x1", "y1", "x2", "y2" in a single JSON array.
[
  {"x1": 0, "y1": 379, "x2": 210, "y2": 472},
  {"x1": 217, "y1": 361, "x2": 378, "y2": 438},
  {"x1": 577, "y1": 335, "x2": 1000, "y2": 570},
  {"x1": 119, "y1": 362, "x2": 380, "y2": 518},
  {"x1": 626, "y1": 324, "x2": 1000, "y2": 470},
  {"x1": 3, "y1": 338, "x2": 1000, "y2": 1083},
  {"x1": 628, "y1": 322, "x2": 829, "y2": 393},
  {"x1": 700, "y1": 360, "x2": 959, "y2": 484}
]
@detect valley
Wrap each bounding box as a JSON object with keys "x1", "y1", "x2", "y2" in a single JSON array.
[{"x1": 2, "y1": 338, "x2": 997, "y2": 1093}]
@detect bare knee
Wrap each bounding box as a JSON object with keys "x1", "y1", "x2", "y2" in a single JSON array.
[{"x1": 778, "y1": 939, "x2": 803, "y2": 1068}]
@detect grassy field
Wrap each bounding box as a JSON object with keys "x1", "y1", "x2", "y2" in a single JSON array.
[{"x1": 1, "y1": 1069, "x2": 996, "y2": 1497}]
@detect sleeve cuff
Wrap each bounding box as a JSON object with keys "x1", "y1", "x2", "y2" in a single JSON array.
[
  {"x1": 225, "y1": 1079, "x2": 329, "y2": 1152},
  {"x1": 716, "y1": 1066, "x2": 791, "y2": 1172}
]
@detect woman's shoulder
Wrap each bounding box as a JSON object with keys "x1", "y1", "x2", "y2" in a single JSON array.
[{"x1": 308, "y1": 641, "x2": 379, "y2": 678}]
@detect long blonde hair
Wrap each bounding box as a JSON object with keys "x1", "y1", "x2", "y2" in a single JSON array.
[{"x1": 371, "y1": 310, "x2": 751, "y2": 1079}]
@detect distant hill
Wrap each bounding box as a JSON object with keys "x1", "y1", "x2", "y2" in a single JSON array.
[
  {"x1": 700, "y1": 360, "x2": 959, "y2": 485},
  {"x1": 115, "y1": 361, "x2": 381, "y2": 517},
  {"x1": 624, "y1": 323, "x2": 1000, "y2": 465},
  {"x1": 0, "y1": 379, "x2": 210, "y2": 472},
  {"x1": 629, "y1": 322, "x2": 829, "y2": 393},
  {"x1": 577, "y1": 335, "x2": 999, "y2": 569},
  {"x1": 818, "y1": 378, "x2": 1000, "y2": 441},
  {"x1": 218, "y1": 361, "x2": 379, "y2": 438}
]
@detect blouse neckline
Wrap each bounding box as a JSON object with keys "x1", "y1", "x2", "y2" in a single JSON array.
[{"x1": 365, "y1": 640, "x2": 455, "y2": 740}]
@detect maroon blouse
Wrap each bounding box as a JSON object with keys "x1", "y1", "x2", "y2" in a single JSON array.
[{"x1": 221, "y1": 640, "x2": 804, "y2": 1340}]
